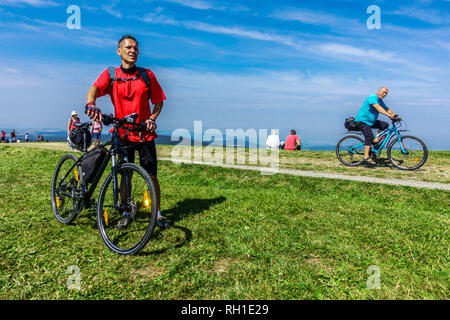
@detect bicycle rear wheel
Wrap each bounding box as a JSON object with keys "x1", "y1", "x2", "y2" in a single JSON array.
[
  {"x1": 387, "y1": 135, "x2": 428, "y2": 170},
  {"x1": 51, "y1": 154, "x2": 83, "y2": 224},
  {"x1": 336, "y1": 135, "x2": 365, "y2": 166},
  {"x1": 97, "y1": 163, "x2": 157, "y2": 255}
]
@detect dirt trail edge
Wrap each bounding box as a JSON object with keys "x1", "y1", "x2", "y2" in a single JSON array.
[{"x1": 161, "y1": 158, "x2": 450, "y2": 191}]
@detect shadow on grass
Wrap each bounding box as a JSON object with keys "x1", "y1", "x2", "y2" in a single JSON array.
[
  {"x1": 140, "y1": 196, "x2": 227, "y2": 256},
  {"x1": 163, "y1": 196, "x2": 227, "y2": 225},
  {"x1": 374, "y1": 157, "x2": 394, "y2": 168}
]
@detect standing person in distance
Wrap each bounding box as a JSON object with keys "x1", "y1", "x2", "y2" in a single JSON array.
[
  {"x1": 91, "y1": 119, "x2": 103, "y2": 148},
  {"x1": 68, "y1": 110, "x2": 80, "y2": 136}
]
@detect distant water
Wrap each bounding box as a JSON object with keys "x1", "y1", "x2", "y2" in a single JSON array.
[{"x1": 3, "y1": 129, "x2": 446, "y2": 151}]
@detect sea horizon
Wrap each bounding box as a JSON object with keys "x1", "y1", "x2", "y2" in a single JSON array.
[{"x1": 2, "y1": 128, "x2": 449, "y2": 151}]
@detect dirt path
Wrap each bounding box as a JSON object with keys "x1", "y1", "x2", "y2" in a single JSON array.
[
  {"x1": 4, "y1": 142, "x2": 449, "y2": 190},
  {"x1": 162, "y1": 158, "x2": 450, "y2": 191}
]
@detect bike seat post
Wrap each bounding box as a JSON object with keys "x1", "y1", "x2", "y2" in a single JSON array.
[{"x1": 83, "y1": 132, "x2": 88, "y2": 153}]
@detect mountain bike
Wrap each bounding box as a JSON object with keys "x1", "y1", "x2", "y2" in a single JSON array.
[
  {"x1": 51, "y1": 113, "x2": 158, "y2": 255},
  {"x1": 336, "y1": 118, "x2": 428, "y2": 170}
]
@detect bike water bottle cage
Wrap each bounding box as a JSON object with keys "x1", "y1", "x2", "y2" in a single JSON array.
[{"x1": 108, "y1": 67, "x2": 151, "y2": 91}]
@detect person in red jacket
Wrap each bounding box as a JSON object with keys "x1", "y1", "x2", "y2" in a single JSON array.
[
  {"x1": 85, "y1": 35, "x2": 169, "y2": 229},
  {"x1": 285, "y1": 130, "x2": 301, "y2": 151}
]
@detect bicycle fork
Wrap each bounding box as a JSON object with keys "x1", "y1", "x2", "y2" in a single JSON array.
[{"x1": 111, "y1": 153, "x2": 132, "y2": 210}]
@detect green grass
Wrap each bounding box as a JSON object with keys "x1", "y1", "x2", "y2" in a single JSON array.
[
  {"x1": 158, "y1": 145, "x2": 450, "y2": 184},
  {"x1": 0, "y1": 145, "x2": 449, "y2": 299}
]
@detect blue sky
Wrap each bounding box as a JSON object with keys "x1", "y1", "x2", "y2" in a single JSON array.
[{"x1": 0, "y1": 0, "x2": 449, "y2": 148}]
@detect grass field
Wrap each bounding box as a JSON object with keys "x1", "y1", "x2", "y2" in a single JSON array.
[
  {"x1": 11, "y1": 142, "x2": 450, "y2": 184},
  {"x1": 0, "y1": 144, "x2": 448, "y2": 299}
]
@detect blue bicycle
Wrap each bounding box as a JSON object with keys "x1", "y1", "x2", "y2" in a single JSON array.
[{"x1": 336, "y1": 118, "x2": 428, "y2": 170}]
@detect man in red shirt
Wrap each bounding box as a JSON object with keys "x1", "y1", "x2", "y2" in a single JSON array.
[
  {"x1": 85, "y1": 35, "x2": 169, "y2": 228},
  {"x1": 285, "y1": 130, "x2": 301, "y2": 151}
]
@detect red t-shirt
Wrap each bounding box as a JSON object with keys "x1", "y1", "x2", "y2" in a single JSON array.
[
  {"x1": 93, "y1": 67, "x2": 166, "y2": 142},
  {"x1": 285, "y1": 134, "x2": 300, "y2": 150}
]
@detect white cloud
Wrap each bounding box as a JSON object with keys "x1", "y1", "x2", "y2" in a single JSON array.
[
  {"x1": 160, "y1": 0, "x2": 249, "y2": 12},
  {"x1": 101, "y1": 4, "x2": 123, "y2": 19},
  {"x1": 163, "y1": 0, "x2": 217, "y2": 10},
  {"x1": 0, "y1": 0, "x2": 58, "y2": 6},
  {"x1": 272, "y1": 8, "x2": 357, "y2": 27},
  {"x1": 390, "y1": 6, "x2": 449, "y2": 25},
  {"x1": 139, "y1": 12, "x2": 303, "y2": 50},
  {"x1": 316, "y1": 43, "x2": 399, "y2": 62},
  {"x1": 183, "y1": 21, "x2": 302, "y2": 49}
]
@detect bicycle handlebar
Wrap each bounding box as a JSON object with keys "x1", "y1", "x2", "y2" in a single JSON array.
[
  {"x1": 392, "y1": 115, "x2": 402, "y2": 123},
  {"x1": 102, "y1": 113, "x2": 148, "y2": 132}
]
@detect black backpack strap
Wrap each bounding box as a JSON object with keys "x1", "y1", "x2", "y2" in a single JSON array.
[
  {"x1": 137, "y1": 67, "x2": 151, "y2": 91},
  {"x1": 108, "y1": 66, "x2": 151, "y2": 95},
  {"x1": 108, "y1": 67, "x2": 116, "y2": 87}
]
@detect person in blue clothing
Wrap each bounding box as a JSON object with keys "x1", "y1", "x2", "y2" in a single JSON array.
[{"x1": 355, "y1": 87, "x2": 399, "y2": 165}]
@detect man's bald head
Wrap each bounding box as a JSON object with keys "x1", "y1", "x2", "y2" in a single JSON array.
[{"x1": 377, "y1": 87, "x2": 389, "y2": 99}]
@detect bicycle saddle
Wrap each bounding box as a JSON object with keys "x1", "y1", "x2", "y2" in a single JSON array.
[{"x1": 74, "y1": 122, "x2": 92, "y2": 129}]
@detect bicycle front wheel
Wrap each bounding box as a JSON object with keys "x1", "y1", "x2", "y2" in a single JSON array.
[
  {"x1": 51, "y1": 154, "x2": 83, "y2": 224},
  {"x1": 97, "y1": 163, "x2": 158, "y2": 255},
  {"x1": 387, "y1": 135, "x2": 428, "y2": 170},
  {"x1": 336, "y1": 135, "x2": 365, "y2": 166}
]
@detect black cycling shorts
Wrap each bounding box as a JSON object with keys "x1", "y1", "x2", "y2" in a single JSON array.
[
  {"x1": 356, "y1": 120, "x2": 389, "y2": 146},
  {"x1": 119, "y1": 140, "x2": 158, "y2": 176}
]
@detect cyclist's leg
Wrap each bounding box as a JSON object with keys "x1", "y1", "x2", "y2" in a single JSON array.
[
  {"x1": 358, "y1": 123, "x2": 375, "y2": 162},
  {"x1": 137, "y1": 141, "x2": 159, "y2": 211},
  {"x1": 137, "y1": 141, "x2": 169, "y2": 228},
  {"x1": 372, "y1": 120, "x2": 389, "y2": 143},
  {"x1": 119, "y1": 140, "x2": 136, "y2": 201}
]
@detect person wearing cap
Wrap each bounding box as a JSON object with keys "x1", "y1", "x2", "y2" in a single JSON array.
[
  {"x1": 67, "y1": 110, "x2": 80, "y2": 136},
  {"x1": 85, "y1": 34, "x2": 169, "y2": 229}
]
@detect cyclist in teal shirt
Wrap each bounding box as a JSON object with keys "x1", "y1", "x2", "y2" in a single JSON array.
[{"x1": 354, "y1": 87, "x2": 399, "y2": 165}]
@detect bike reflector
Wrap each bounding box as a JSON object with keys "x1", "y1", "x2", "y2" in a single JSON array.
[
  {"x1": 103, "y1": 209, "x2": 109, "y2": 226},
  {"x1": 56, "y1": 196, "x2": 60, "y2": 209},
  {"x1": 142, "y1": 191, "x2": 151, "y2": 208}
]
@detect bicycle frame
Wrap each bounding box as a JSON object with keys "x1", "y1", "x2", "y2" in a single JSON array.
[
  {"x1": 349, "y1": 121, "x2": 408, "y2": 155},
  {"x1": 57, "y1": 124, "x2": 132, "y2": 211}
]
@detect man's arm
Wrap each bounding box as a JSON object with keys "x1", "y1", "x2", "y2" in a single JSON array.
[
  {"x1": 87, "y1": 85, "x2": 98, "y2": 104},
  {"x1": 371, "y1": 104, "x2": 396, "y2": 119},
  {"x1": 146, "y1": 102, "x2": 163, "y2": 133},
  {"x1": 86, "y1": 85, "x2": 102, "y2": 122},
  {"x1": 386, "y1": 108, "x2": 396, "y2": 117},
  {"x1": 149, "y1": 102, "x2": 163, "y2": 121},
  {"x1": 67, "y1": 119, "x2": 71, "y2": 135}
]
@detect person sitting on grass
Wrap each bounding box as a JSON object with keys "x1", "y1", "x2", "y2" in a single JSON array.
[{"x1": 285, "y1": 130, "x2": 301, "y2": 151}]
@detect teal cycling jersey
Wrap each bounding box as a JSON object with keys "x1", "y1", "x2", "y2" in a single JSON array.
[{"x1": 355, "y1": 94, "x2": 388, "y2": 126}]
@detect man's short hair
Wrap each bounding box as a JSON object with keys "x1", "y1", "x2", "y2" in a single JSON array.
[
  {"x1": 291, "y1": 130, "x2": 296, "y2": 135},
  {"x1": 118, "y1": 35, "x2": 139, "y2": 48}
]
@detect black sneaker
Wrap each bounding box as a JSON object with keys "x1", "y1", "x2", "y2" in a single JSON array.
[
  {"x1": 117, "y1": 212, "x2": 132, "y2": 230},
  {"x1": 156, "y1": 213, "x2": 170, "y2": 229}
]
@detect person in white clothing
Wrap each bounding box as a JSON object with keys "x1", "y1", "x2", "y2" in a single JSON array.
[{"x1": 266, "y1": 129, "x2": 280, "y2": 149}]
